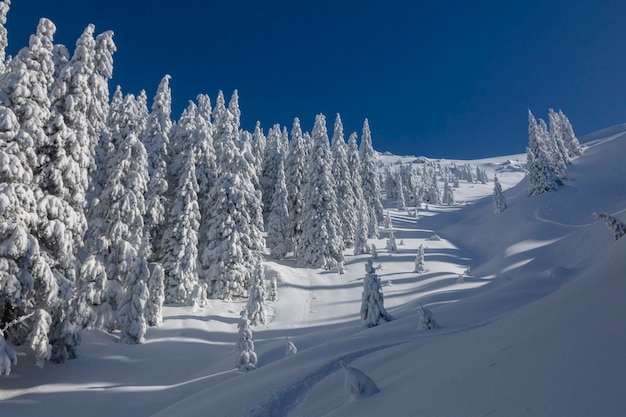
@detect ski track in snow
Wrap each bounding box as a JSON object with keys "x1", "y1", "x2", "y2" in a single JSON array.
[
  {"x1": 531, "y1": 208, "x2": 596, "y2": 228},
  {"x1": 245, "y1": 344, "x2": 399, "y2": 417}
]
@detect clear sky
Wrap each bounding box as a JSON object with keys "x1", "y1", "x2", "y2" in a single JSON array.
[{"x1": 5, "y1": 0, "x2": 626, "y2": 158}]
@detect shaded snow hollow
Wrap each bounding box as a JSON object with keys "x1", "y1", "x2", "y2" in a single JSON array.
[{"x1": 2, "y1": 127, "x2": 626, "y2": 417}]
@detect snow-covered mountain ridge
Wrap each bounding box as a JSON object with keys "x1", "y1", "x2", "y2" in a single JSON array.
[{"x1": 2, "y1": 126, "x2": 626, "y2": 417}]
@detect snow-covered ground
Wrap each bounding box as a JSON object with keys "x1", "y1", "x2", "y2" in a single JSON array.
[{"x1": 2, "y1": 127, "x2": 626, "y2": 417}]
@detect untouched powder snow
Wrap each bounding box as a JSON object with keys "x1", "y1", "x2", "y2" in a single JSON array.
[{"x1": 2, "y1": 128, "x2": 626, "y2": 417}]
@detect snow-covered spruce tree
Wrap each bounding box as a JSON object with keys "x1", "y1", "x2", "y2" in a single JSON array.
[
  {"x1": 297, "y1": 114, "x2": 344, "y2": 270},
  {"x1": 194, "y1": 94, "x2": 218, "y2": 289},
  {"x1": 40, "y1": 24, "x2": 106, "y2": 363},
  {"x1": 266, "y1": 157, "x2": 291, "y2": 258},
  {"x1": 414, "y1": 244, "x2": 425, "y2": 273},
  {"x1": 285, "y1": 117, "x2": 308, "y2": 253},
  {"x1": 386, "y1": 230, "x2": 398, "y2": 253},
  {"x1": 353, "y1": 204, "x2": 370, "y2": 255},
  {"x1": 331, "y1": 113, "x2": 357, "y2": 248},
  {"x1": 236, "y1": 308, "x2": 257, "y2": 371},
  {"x1": 260, "y1": 124, "x2": 284, "y2": 219},
  {"x1": 425, "y1": 173, "x2": 441, "y2": 205},
  {"x1": 475, "y1": 166, "x2": 489, "y2": 184},
  {"x1": 86, "y1": 31, "x2": 115, "y2": 249},
  {"x1": 526, "y1": 110, "x2": 562, "y2": 196},
  {"x1": 142, "y1": 75, "x2": 172, "y2": 262},
  {"x1": 0, "y1": 105, "x2": 62, "y2": 373},
  {"x1": 443, "y1": 179, "x2": 455, "y2": 206},
  {"x1": 0, "y1": 18, "x2": 56, "y2": 174},
  {"x1": 83, "y1": 94, "x2": 149, "y2": 331},
  {"x1": 548, "y1": 108, "x2": 571, "y2": 167},
  {"x1": 540, "y1": 117, "x2": 567, "y2": 183},
  {"x1": 162, "y1": 145, "x2": 201, "y2": 305},
  {"x1": 251, "y1": 121, "x2": 266, "y2": 177},
  {"x1": 395, "y1": 171, "x2": 407, "y2": 209},
  {"x1": 347, "y1": 130, "x2": 368, "y2": 222},
  {"x1": 203, "y1": 91, "x2": 264, "y2": 300},
  {"x1": 0, "y1": 0, "x2": 9, "y2": 74},
  {"x1": 268, "y1": 273, "x2": 278, "y2": 302},
  {"x1": 593, "y1": 212, "x2": 626, "y2": 240},
  {"x1": 118, "y1": 235, "x2": 150, "y2": 344},
  {"x1": 145, "y1": 264, "x2": 164, "y2": 327},
  {"x1": 247, "y1": 258, "x2": 267, "y2": 326},
  {"x1": 558, "y1": 109, "x2": 583, "y2": 159},
  {"x1": 384, "y1": 167, "x2": 397, "y2": 200},
  {"x1": 493, "y1": 175, "x2": 507, "y2": 215},
  {"x1": 360, "y1": 259, "x2": 391, "y2": 327},
  {"x1": 382, "y1": 210, "x2": 392, "y2": 229},
  {"x1": 359, "y1": 119, "x2": 383, "y2": 238}
]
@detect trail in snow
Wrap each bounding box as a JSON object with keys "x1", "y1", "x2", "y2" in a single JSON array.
[{"x1": 247, "y1": 344, "x2": 399, "y2": 417}]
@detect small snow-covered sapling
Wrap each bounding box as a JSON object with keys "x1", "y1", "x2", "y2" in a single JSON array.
[
  {"x1": 339, "y1": 360, "x2": 380, "y2": 399},
  {"x1": 285, "y1": 336, "x2": 297, "y2": 357}
]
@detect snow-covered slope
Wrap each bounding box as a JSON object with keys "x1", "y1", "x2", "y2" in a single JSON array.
[{"x1": 2, "y1": 128, "x2": 626, "y2": 417}]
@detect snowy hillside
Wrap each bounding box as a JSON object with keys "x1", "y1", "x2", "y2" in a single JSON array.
[{"x1": 2, "y1": 127, "x2": 626, "y2": 417}]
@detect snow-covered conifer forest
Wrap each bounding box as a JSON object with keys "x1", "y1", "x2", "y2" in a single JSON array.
[{"x1": 2, "y1": 4, "x2": 626, "y2": 417}]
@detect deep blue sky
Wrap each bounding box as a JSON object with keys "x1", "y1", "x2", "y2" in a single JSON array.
[{"x1": 5, "y1": 1, "x2": 626, "y2": 158}]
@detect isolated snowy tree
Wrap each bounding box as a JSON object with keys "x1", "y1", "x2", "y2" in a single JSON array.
[
  {"x1": 360, "y1": 259, "x2": 391, "y2": 327},
  {"x1": 360, "y1": 119, "x2": 383, "y2": 237},
  {"x1": 285, "y1": 336, "x2": 297, "y2": 357},
  {"x1": 266, "y1": 158, "x2": 291, "y2": 258},
  {"x1": 383, "y1": 210, "x2": 392, "y2": 229},
  {"x1": 236, "y1": 308, "x2": 257, "y2": 371},
  {"x1": 414, "y1": 244, "x2": 425, "y2": 273},
  {"x1": 417, "y1": 304, "x2": 439, "y2": 330},
  {"x1": 340, "y1": 361, "x2": 380, "y2": 399},
  {"x1": 162, "y1": 147, "x2": 200, "y2": 305},
  {"x1": 247, "y1": 258, "x2": 267, "y2": 326},
  {"x1": 142, "y1": 75, "x2": 172, "y2": 262},
  {"x1": 593, "y1": 212, "x2": 626, "y2": 240},
  {"x1": 493, "y1": 175, "x2": 507, "y2": 215},
  {"x1": 298, "y1": 114, "x2": 344, "y2": 269},
  {"x1": 145, "y1": 264, "x2": 164, "y2": 327},
  {"x1": 331, "y1": 114, "x2": 357, "y2": 247},
  {"x1": 285, "y1": 117, "x2": 308, "y2": 252},
  {"x1": 386, "y1": 230, "x2": 398, "y2": 253},
  {"x1": 118, "y1": 236, "x2": 150, "y2": 344}
]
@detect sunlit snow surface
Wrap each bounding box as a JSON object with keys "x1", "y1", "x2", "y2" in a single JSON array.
[{"x1": 3, "y1": 127, "x2": 626, "y2": 417}]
